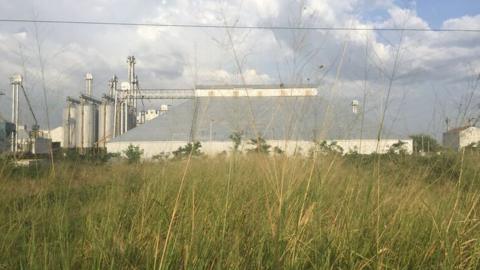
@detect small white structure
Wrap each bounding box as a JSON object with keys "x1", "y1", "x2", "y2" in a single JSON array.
[
  {"x1": 43, "y1": 126, "x2": 64, "y2": 147},
  {"x1": 443, "y1": 126, "x2": 480, "y2": 150},
  {"x1": 351, "y1": 100, "x2": 359, "y2": 114},
  {"x1": 137, "y1": 107, "x2": 169, "y2": 124}
]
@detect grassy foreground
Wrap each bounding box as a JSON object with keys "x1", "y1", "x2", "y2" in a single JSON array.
[{"x1": 1, "y1": 153, "x2": 480, "y2": 269}]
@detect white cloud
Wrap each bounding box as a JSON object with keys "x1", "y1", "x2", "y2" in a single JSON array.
[
  {"x1": 0, "y1": 0, "x2": 478, "y2": 136},
  {"x1": 443, "y1": 14, "x2": 480, "y2": 29},
  {"x1": 377, "y1": 7, "x2": 430, "y2": 29}
]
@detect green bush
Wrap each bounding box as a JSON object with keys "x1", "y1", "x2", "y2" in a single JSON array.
[
  {"x1": 123, "y1": 144, "x2": 144, "y2": 163},
  {"x1": 229, "y1": 131, "x2": 243, "y2": 152},
  {"x1": 465, "y1": 141, "x2": 480, "y2": 151},
  {"x1": 247, "y1": 137, "x2": 271, "y2": 154},
  {"x1": 410, "y1": 134, "x2": 442, "y2": 153},
  {"x1": 273, "y1": 146, "x2": 284, "y2": 155},
  {"x1": 172, "y1": 141, "x2": 202, "y2": 159},
  {"x1": 388, "y1": 140, "x2": 408, "y2": 155},
  {"x1": 309, "y1": 140, "x2": 344, "y2": 157}
]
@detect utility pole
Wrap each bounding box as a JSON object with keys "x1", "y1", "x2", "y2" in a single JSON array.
[
  {"x1": 0, "y1": 91, "x2": 4, "y2": 120},
  {"x1": 421, "y1": 135, "x2": 424, "y2": 153}
]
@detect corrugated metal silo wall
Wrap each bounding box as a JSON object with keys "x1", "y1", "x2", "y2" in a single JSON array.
[
  {"x1": 62, "y1": 105, "x2": 77, "y2": 148},
  {"x1": 76, "y1": 103, "x2": 98, "y2": 149},
  {"x1": 98, "y1": 102, "x2": 115, "y2": 148}
]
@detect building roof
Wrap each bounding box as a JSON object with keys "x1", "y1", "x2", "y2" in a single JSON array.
[
  {"x1": 110, "y1": 96, "x2": 405, "y2": 143},
  {"x1": 195, "y1": 84, "x2": 318, "y2": 90}
]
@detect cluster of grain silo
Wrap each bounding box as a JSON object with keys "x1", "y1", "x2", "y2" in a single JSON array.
[
  {"x1": 63, "y1": 57, "x2": 139, "y2": 152},
  {"x1": 62, "y1": 73, "x2": 116, "y2": 151}
]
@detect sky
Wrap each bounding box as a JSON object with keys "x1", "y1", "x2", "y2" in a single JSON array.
[
  {"x1": 415, "y1": 0, "x2": 480, "y2": 28},
  {"x1": 0, "y1": 0, "x2": 479, "y2": 139}
]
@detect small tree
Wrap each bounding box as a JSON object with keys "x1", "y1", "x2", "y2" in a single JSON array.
[
  {"x1": 388, "y1": 140, "x2": 408, "y2": 155},
  {"x1": 247, "y1": 136, "x2": 271, "y2": 154},
  {"x1": 173, "y1": 141, "x2": 202, "y2": 159},
  {"x1": 123, "y1": 144, "x2": 143, "y2": 163},
  {"x1": 465, "y1": 141, "x2": 480, "y2": 151},
  {"x1": 152, "y1": 152, "x2": 170, "y2": 161},
  {"x1": 229, "y1": 131, "x2": 242, "y2": 152},
  {"x1": 410, "y1": 134, "x2": 441, "y2": 153},
  {"x1": 273, "y1": 146, "x2": 284, "y2": 155},
  {"x1": 310, "y1": 140, "x2": 343, "y2": 156}
]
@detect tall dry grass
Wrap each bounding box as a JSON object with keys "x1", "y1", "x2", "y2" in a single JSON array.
[{"x1": 0, "y1": 152, "x2": 480, "y2": 269}]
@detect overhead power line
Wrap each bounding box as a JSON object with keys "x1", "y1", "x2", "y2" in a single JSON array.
[{"x1": 1, "y1": 18, "x2": 480, "y2": 32}]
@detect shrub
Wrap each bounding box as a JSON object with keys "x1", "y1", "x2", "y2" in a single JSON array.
[
  {"x1": 247, "y1": 137, "x2": 271, "y2": 154},
  {"x1": 273, "y1": 146, "x2": 284, "y2": 155},
  {"x1": 229, "y1": 131, "x2": 243, "y2": 152},
  {"x1": 63, "y1": 149, "x2": 119, "y2": 164},
  {"x1": 410, "y1": 134, "x2": 442, "y2": 153},
  {"x1": 152, "y1": 152, "x2": 171, "y2": 161},
  {"x1": 309, "y1": 140, "x2": 343, "y2": 156},
  {"x1": 465, "y1": 141, "x2": 480, "y2": 151},
  {"x1": 123, "y1": 144, "x2": 144, "y2": 163},
  {"x1": 172, "y1": 141, "x2": 202, "y2": 159},
  {"x1": 388, "y1": 140, "x2": 408, "y2": 155}
]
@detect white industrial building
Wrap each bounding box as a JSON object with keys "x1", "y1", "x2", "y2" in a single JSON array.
[
  {"x1": 60, "y1": 56, "x2": 412, "y2": 159},
  {"x1": 443, "y1": 126, "x2": 480, "y2": 150}
]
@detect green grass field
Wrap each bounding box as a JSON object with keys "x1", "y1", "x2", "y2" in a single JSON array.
[{"x1": 1, "y1": 152, "x2": 480, "y2": 269}]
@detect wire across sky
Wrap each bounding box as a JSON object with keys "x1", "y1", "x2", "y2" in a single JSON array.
[{"x1": 1, "y1": 18, "x2": 480, "y2": 32}]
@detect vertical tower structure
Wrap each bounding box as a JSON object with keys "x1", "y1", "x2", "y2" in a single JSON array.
[
  {"x1": 121, "y1": 56, "x2": 138, "y2": 134},
  {"x1": 127, "y1": 56, "x2": 137, "y2": 109},
  {"x1": 85, "y1": 73, "x2": 93, "y2": 96},
  {"x1": 10, "y1": 74, "x2": 22, "y2": 154}
]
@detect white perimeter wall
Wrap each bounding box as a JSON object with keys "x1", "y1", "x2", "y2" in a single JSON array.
[{"x1": 107, "y1": 139, "x2": 413, "y2": 159}]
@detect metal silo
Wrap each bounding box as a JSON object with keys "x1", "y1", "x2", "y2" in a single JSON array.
[
  {"x1": 63, "y1": 103, "x2": 77, "y2": 148},
  {"x1": 98, "y1": 101, "x2": 114, "y2": 148},
  {"x1": 77, "y1": 103, "x2": 96, "y2": 149}
]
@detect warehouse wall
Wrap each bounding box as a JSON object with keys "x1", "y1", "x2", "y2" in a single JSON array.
[{"x1": 107, "y1": 139, "x2": 413, "y2": 159}]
